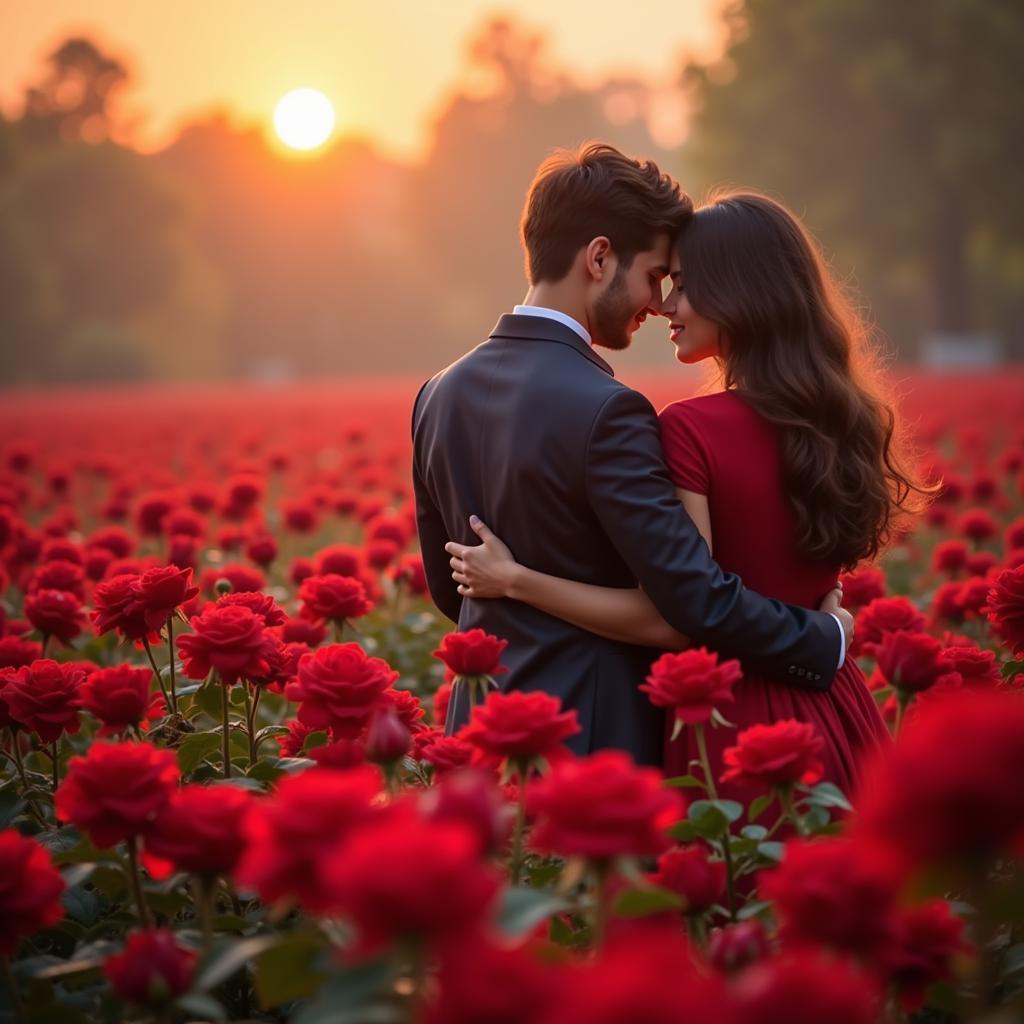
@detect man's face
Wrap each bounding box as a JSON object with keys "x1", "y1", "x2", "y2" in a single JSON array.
[{"x1": 591, "y1": 232, "x2": 671, "y2": 351}]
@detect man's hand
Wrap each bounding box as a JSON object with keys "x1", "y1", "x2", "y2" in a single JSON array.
[{"x1": 819, "y1": 582, "x2": 853, "y2": 651}]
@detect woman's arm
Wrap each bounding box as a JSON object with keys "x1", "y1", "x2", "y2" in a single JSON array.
[{"x1": 445, "y1": 489, "x2": 713, "y2": 649}]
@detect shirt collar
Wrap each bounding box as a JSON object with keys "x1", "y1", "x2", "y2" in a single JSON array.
[{"x1": 512, "y1": 304, "x2": 592, "y2": 346}]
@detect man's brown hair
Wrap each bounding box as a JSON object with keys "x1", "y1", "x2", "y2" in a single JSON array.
[{"x1": 520, "y1": 141, "x2": 692, "y2": 284}]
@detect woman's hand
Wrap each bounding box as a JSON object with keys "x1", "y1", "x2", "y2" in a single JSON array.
[{"x1": 444, "y1": 515, "x2": 520, "y2": 599}]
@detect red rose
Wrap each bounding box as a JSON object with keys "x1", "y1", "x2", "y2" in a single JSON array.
[
  {"x1": 55, "y1": 741, "x2": 179, "y2": 848},
  {"x1": 365, "y1": 538, "x2": 400, "y2": 569},
  {"x1": 966, "y1": 551, "x2": 998, "y2": 577},
  {"x1": 878, "y1": 900, "x2": 970, "y2": 1012},
  {"x1": 0, "y1": 830, "x2": 66, "y2": 955},
  {"x1": 528, "y1": 750, "x2": 685, "y2": 860},
  {"x1": 364, "y1": 707, "x2": 411, "y2": 764},
  {"x1": 461, "y1": 690, "x2": 580, "y2": 763},
  {"x1": 759, "y1": 838, "x2": 902, "y2": 957},
  {"x1": 379, "y1": 686, "x2": 427, "y2": 733},
  {"x1": 433, "y1": 681, "x2": 452, "y2": 727},
  {"x1": 957, "y1": 508, "x2": 997, "y2": 542},
  {"x1": 298, "y1": 573, "x2": 373, "y2": 624},
  {"x1": 931, "y1": 540, "x2": 968, "y2": 576},
  {"x1": 137, "y1": 565, "x2": 199, "y2": 626},
  {"x1": 874, "y1": 630, "x2": 950, "y2": 695},
  {"x1": 279, "y1": 615, "x2": 326, "y2": 646},
  {"x1": 855, "y1": 690, "x2": 1024, "y2": 865},
  {"x1": 720, "y1": 720, "x2": 825, "y2": 789},
  {"x1": 245, "y1": 532, "x2": 278, "y2": 566},
  {"x1": 651, "y1": 845, "x2": 726, "y2": 914},
  {"x1": 234, "y1": 766, "x2": 384, "y2": 912},
  {"x1": 28, "y1": 559, "x2": 86, "y2": 600},
  {"x1": 390, "y1": 554, "x2": 428, "y2": 596},
  {"x1": 215, "y1": 590, "x2": 286, "y2": 627},
  {"x1": 24, "y1": 588, "x2": 85, "y2": 644},
  {"x1": 537, "y1": 928, "x2": 732, "y2": 1024},
  {"x1": 708, "y1": 920, "x2": 769, "y2": 973},
  {"x1": 80, "y1": 664, "x2": 158, "y2": 735},
  {"x1": 732, "y1": 951, "x2": 880, "y2": 1024},
  {"x1": 640, "y1": 647, "x2": 741, "y2": 725},
  {"x1": 416, "y1": 731, "x2": 476, "y2": 775},
  {"x1": 0, "y1": 636, "x2": 42, "y2": 669},
  {"x1": 145, "y1": 784, "x2": 254, "y2": 877},
  {"x1": 284, "y1": 642, "x2": 398, "y2": 737},
  {"x1": 309, "y1": 737, "x2": 367, "y2": 768},
  {"x1": 960, "y1": 575, "x2": 996, "y2": 618},
  {"x1": 103, "y1": 929, "x2": 197, "y2": 1005},
  {"x1": 941, "y1": 644, "x2": 1001, "y2": 687},
  {"x1": 423, "y1": 769, "x2": 510, "y2": 858},
  {"x1": 986, "y1": 565, "x2": 1024, "y2": 655},
  {"x1": 853, "y1": 597, "x2": 927, "y2": 657},
  {"x1": 175, "y1": 604, "x2": 276, "y2": 686},
  {"x1": 4, "y1": 659, "x2": 84, "y2": 742},
  {"x1": 1006, "y1": 516, "x2": 1024, "y2": 553},
  {"x1": 323, "y1": 807, "x2": 501, "y2": 951},
  {"x1": 838, "y1": 566, "x2": 886, "y2": 609},
  {"x1": 434, "y1": 629, "x2": 509, "y2": 678},
  {"x1": 314, "y1": 543, "x2": 363, "y2": 578},
  {"x1": 930, "y1": 581, "x2": 965, "y2": 625},
  {"x1": 90, "y1": 573, "x2": 151, "y2": 641},
  {"x1": 425, "y1": 934, "x2": 559, "y2": 1024},
  {"x1": 275, "y1": 718, "x2": 314, "y2": 757}
]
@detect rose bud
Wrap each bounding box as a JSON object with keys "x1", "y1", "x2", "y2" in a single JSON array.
[
  {"x1": 365, "y1": 706, "x2": 411, "y2": 765},
  {"x1": 708, "y1": 919, "x2": 770, "y2": 973},
  {"x1": 103, "y1": 928, "x2": 197, "y2": 1006}
]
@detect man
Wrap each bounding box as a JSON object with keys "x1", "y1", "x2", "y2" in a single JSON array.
[{"x1": 411, "y1": 142, "x2": 851, "y2": 766}]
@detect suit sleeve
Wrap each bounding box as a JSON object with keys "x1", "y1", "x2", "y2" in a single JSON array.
[
  {"x1": 411, "y1": 383, "x2": 463, "y2": 624},
  {"x1": 584, "y1": 388, "x2": 839, "y2": 688}
]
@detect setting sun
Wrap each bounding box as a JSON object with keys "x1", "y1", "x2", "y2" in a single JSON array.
[{"x1": 273, "y1": 88, "x2": 335, "y2": 150}]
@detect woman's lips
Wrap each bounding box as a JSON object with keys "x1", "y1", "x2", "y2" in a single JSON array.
[{"x1": 670, "y1": 324, "x2": 685, "y2": 342}]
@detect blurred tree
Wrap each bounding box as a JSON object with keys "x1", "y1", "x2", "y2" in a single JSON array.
[
  {"x1": 20, "y1": 36, "x2": 134, "y2": 146},
  {"x1": 681, "y1": 0, "x2": 1024, "y2": 358},
  {"x1": 0, "y1": 36, "x2": 226, "y2": 385}
]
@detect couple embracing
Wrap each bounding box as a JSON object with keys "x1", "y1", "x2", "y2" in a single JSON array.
[{"x1": 412, "y1": 142, "x2": 924, "y2": 798}]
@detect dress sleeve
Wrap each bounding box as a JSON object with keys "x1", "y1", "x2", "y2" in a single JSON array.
[{"x1": 658, "y1": 402, "x2": 711, "y2": 495}]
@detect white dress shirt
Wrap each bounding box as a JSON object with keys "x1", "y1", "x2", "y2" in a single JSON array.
[
  {"x1": 511, "y1": 304, "x2": 845, "y2": 669},
  {"x1": 513, "y1": 304, "x2": 592, "y2": 346}
]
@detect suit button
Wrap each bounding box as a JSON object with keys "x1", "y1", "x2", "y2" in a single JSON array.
[
  {"x1": 788, "y1": 666, "x2": 796, "y2": 674},
  {"x1": 814, "y1": 673, "x2": 821, "y2": 681},
  {"x1": 797, "y1": 668, "x2": 806, "y2": 677}
]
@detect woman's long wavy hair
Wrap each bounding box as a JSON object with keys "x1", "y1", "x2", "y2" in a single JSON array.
[{"x1": 677, "y1": 190, "x2": 933, "y2": 570}]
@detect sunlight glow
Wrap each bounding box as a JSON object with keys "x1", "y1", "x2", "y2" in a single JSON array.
[{"x1": 273, "y1": 88, "x2": 336, "y2": 150}]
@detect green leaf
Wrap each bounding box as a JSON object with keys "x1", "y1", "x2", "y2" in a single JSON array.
[
  {"x1": 614, "y1": 886, "x2": 684, "y2": 917},
  {"x1": 756, "y1": 841, "x2": 785, "y2": 862},
  {"x1": 668, "y1": 820, "x2": 700, "y2": 842},
  {"x1": 687, "y1": 799, "x2": 743, "y2": 838},
  {"x1": 291, "y1": 960, "x2": 399, "y2": 1024},
  {"x1": 803, "y1": 781, "x2": 853, "y2": 812},
  {"x1": 740, "y1": 825, "x2": 768, "y2": 841},
  {"x1": 663, "y1": 774, "x2": 705, "y2": 789},
  {"x1": 710, "y1": 706, "x2": 737, "y2": 729},
  {"x1": 495, "y1": 886, "x2": 572, "y2": 938},
  {"x1": 193, "y1": 681, "x2": 225, "y2": 721},
  {"x1": 301, "y1": 730, "x2": 330, "y2": 753},
  {"x1": 176, "y1": 731, "x2": 222, "y2": 774},
  {"x1": 254, "y1": 931, "x2": 331, "y2": 1008},
  {"x1": 736, "y1": 899, "x2": 773, "y2": 921},
  {"x1": 274, "y1": 756, "x2": 316, "y2": 773},
  {"x1": 1002, "y1": 660, "x2": 1024, "y2": 680},
  {"x1": 194, "y1": 935, "x2": 283, "y2": 992},
  {"x1": 62, "y1": 884, "x2": 102, "y2": 926},
  {"x1": 246, "y1": 759, "x2": 282, "y2": 784},
  {"x1": 748, "y1": 795, "x2": 773, "y2": 822},
  {"x1": 175, "y1": 993, "x2": 228, "y2": 1021},
  {"x1": 37, "y1": 825, "x2": 83, "y2": 856},
  {"x1": 0, "y1": 791, "x2": 27, "y2": 828}
]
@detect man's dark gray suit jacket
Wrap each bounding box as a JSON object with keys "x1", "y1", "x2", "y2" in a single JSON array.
[{"x1": 411, "y1": 314, "x2": 839, "y2": 766}]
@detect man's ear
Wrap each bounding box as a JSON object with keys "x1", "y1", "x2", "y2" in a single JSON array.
[{"x1": 585, "y1": 237, "x2": 613, "y2": 281}]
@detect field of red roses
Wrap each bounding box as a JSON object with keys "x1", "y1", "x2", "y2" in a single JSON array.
[{"x1": 0, "y1": 372, "x2": 1023, "y2": 1024}]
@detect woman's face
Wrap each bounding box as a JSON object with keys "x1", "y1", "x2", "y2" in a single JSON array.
[{"x1": 661, "y1": 248, "x2": 723, "y2": 365}]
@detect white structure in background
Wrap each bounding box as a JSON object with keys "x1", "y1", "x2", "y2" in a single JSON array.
[{"x1": 921, "y1": 333, "x2": 1001, "y2": 369}]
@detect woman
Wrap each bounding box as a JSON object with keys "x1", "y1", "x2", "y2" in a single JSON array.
[{"x1": 445, "y1": 190, "x2": 929, "y2": 801}]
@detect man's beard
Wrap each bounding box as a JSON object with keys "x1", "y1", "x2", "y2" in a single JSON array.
[{"x1": 592, "y1": 264, "x2": 635, "y2": 351}]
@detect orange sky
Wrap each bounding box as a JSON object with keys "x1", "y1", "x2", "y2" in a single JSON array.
[{"x1": 2, "y1": 0, "x2": 729, "y2": 157}]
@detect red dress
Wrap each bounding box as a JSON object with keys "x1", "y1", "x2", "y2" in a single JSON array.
[{"x1": 658, "y1": 390, "x2": 890, "y2": 806}]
